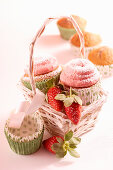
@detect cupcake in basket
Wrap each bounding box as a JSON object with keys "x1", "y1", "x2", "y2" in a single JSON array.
[
  {"x1": 88, "y1": 46, "x2": 113, "y2": 78},
  {"x1": 57, "y1": 15, "x2": 87, "y2": 40},
  {"x1": 21, "y1": 55, "x2": 62, "y2": 94},
  {"x1": 19, "y1": 16, "x2": 106, "y2": 138},
  {"x1": 70, "y1": 31, "x2": 102, "y2": 58},
  {"x1": 39, "y1": 58, "x2": 106, "y2": 137},
  {"x1": 4, "y1": 101, "x2": 44, "y2": 155},
  {"x1": 60, "y1": 58, "x2": 101, "y2": 106}
]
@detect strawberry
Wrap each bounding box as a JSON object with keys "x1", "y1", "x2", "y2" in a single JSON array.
[
  {"x1": 43, "y1": 136, "x2": 64, "y2": 154},
  {"x1": 64, "y1": 103, "x2": 82, "y2": 125},
  {"x1": 47, "y1": 86, "x2": 63, "y2": 111},
  {"x1": 55, "y1": 87, "x2": 82, "y2": 125},
  {"x1": 43, "y1": 131, "x2": 81, "y2": 158}
]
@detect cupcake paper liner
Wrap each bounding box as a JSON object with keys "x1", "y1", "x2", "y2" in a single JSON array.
[
  {"x1": 22, "y1": 66, "x2": 62, "y2": 94},
  {"x1": 4, "y1": 113, "x2": 44, "y2": 155},
  {"x1": 96, "y1": 64, "x2": 113, "y2": 78},
  {"x1": 71, "y1": 44, "x2": 100, "y2": 58},
  {"x1": 57, "y1": 25, "x2": 76, "y2": 40},
  {"x1": 65, "y1": 80, "x2": 101, "y2": 106}
]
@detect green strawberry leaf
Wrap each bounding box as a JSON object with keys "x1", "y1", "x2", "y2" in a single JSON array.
[
  {"x1": 69, "y1": 137, "x2": 81, "y2": 146},
  {"x1": 54, "y1": 145, "x2": 67, "y2": 158},
  {"x1": 69, "y1": 143, "x2": 77, "y2": 149},
  {"x1": 68, "y1": 148, "x2": 80, "y2": 158},
  {"x1": 56, "y1": 137, "x2": 64, "y2": 145},
  {"x1": 71, "y1": 89, "x2": 78, "y2": 95},
  {"x1": 64, "y1": 97, "x2": 74, "y2": 107},
  {"x1": 73, "y1": 137, "x2": 81, "y2": 145},
  {"x1": 55, "y1": 94, "x2": 66, "y2": 101},
  {"x1": 74, "y1": 95, "x2": 82, "y2": 105},
  {"x1": 64, "y1": 130, "x2": 73, "y2": 141},
  {"x1": 71, "y1": 94, "x2": 76, "y2": 98},
  {"x1": 56, "y1": 150, "x2": 67, "y2": 158},
  {"x1": 51, "y1": 143, "x2": 62, "y2": 152}
]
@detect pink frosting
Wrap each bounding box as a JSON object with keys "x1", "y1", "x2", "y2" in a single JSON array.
[
  {"x1": 25, "y1": 55, "x2": 58, "y2": 76},
  {"x1": 60, "y1": 59, "x2": 100, "y2": 88}
]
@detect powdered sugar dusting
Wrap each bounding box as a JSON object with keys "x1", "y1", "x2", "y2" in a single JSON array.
[
  {"x1": 25, "y1": 55, "x2": 58, "y2": 76},
  {"x1": 28, "y1": 16, "x2": 85, "y2": 95},
  {"x1": 60, "y1": 58, "x2": 100, "y2": 88}
]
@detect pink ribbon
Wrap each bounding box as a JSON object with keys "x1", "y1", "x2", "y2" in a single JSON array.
[{"x1": 8, "y1": 89, "x2": 45, "y2": 129}]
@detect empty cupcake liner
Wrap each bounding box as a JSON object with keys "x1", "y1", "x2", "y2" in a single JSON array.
[
  {"x1": 65, "y1": 80, "x2": 101, "y2": 106},
  {"x1": 71, "y1": 44, "x2": 100, "y2": 58},
  {"x1": 21, "y1": 66, "x2": 62, "y2": 94},
  {"x1": 4, "y1": 113, "x2": 44, "y2": 155},
  {"x1": 96, "y1": 64, "x2": 113, "y2": 78}
]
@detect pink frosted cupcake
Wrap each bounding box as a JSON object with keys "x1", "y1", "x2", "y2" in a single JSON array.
[
  {"x1": 21, "y1": 55, "x2": 62, "y2": 93},
  {"x1": 60, "y1": 58, "x2": 101, "y2": 105}
]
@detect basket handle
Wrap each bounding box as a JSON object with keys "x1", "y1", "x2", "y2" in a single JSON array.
[{"x1": 29, "y1": 15, "x2": 85, "y2": 96}]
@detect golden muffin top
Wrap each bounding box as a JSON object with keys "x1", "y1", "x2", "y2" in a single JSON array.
[
  {"x1": 88, "y1": 46, "x2": 113, "y2": 65},
  {"x1": 70, "y1": 31, "x2": 102, "y2": 47},
  {"x1": 57, "y1": 15, "x2": 87, "y2": 29}
]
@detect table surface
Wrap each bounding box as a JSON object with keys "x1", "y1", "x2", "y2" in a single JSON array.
[{"x1": 0, "y1": 1, "x2": 113, "y2": 170}]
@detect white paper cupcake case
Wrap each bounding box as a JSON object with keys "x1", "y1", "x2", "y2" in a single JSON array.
[
  {"x1": 5, "y1": 113, "x2": 44, "y2": 143},
  {"x1": 71, "y1": 44, "x2": 100, "y2": 58},
  {"x1": 67, "y1": 80, "x2": 101, "y2": 106},
  {"x1": 4, "y1": 113, "x2": 44, "y2": 155},
  {"x1": 96, "y1": 64, "x2": 113, "y2": 78}
]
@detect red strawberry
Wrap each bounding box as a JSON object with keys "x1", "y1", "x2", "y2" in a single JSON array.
[
  {"x1": 43, "y1": 131, "x2": 81, "y2": 158},
  {"x1": 55, "y1": 87, "x2": 82, "y2": 125},
  {"x1": 64, "y1": 103, "x2": 82, "y2": 125},
  {"x1": 43, "y1": 136, "x2": 64, "y2": 154},
  {"x1": 47, "y1": 86, "x2": 63, "y2": 111}
]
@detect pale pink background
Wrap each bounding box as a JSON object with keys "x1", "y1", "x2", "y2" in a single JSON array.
[{"x1": 0, "y1": 0, "x2": 113, "y2": 170}]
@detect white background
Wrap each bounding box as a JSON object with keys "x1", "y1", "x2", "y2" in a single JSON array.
[{"x1": 0, "y1": 0, "x2": 113, "y2": 170}]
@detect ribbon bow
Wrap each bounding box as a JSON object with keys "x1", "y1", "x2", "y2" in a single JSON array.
[{"x1": 8, "y1": 89, "x2": 45, "y2": 129}]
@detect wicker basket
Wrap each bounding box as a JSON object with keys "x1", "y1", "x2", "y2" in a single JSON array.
[{"x1": 18, "y1": 16, "x2": 107, "y2": 137}]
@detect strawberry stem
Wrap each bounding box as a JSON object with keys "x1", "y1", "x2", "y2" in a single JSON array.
[{"x1": 70, "y1": 87, "x2": 72, "y2": 97}]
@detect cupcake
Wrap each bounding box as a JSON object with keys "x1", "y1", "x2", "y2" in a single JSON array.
[
  {"x1": 60, "y1": 58, "x2": 101, "y2": 105},
  {"x1": 88, "y1": 46, "x2": 113, "y2": 78},
  {"x1": 70, "y1": 31, "x2": 102, "y2": 58},
  {"x1": 57, "y1": 15, "x2": 87, "y2": 40},
  {"x1": 21, "y1": 55, "x2": 62, "y2": 94},
  {"x1": 4, "y1": 112, "x2": 44, "y2": 155}
]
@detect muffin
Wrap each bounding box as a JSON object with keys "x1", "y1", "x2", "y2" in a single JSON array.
[
  {"x1": 21, "y1": 55, "x2": 62, "y2": 94},
  {"x1": 60, "y1": 58, "x2": 101, "y2": 105},
  {"x1": 4, "y1": 112, "x2": 44, "y2": 155},
  {"x1": 88, "y1": 46, "x2": 113, "y2": 78},
  {"x1": 70, "y1": 31, "x2": 102, "y2": 58},
  {"x1": 57, "y1": 15, "x2": 87, "y2": 40}
]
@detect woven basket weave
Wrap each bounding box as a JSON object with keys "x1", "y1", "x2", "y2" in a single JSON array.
[
  {"x1": 18, "y1": 81, "x2": 107, "y2": 137},
  {"x1": 19, "y1": 16, "x2": 107, "y2": 137}
]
